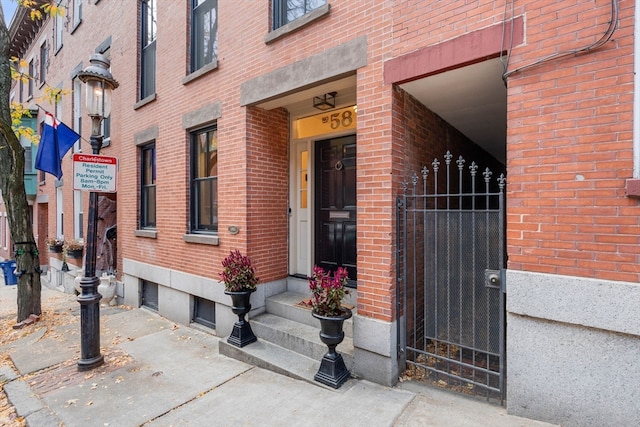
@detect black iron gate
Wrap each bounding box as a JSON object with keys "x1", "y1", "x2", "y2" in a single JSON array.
[{"x1": 397, "y1": 151, "x2": 506, "y2": 402}]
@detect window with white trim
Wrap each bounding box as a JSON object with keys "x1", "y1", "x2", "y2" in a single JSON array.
[
  {"x1": 74, "y1": 190, "x2": 83, "y2": 239},
  {"x1": 55, "y1": 9, "x2": 63, "y2": 51},
  {"x1": 73, "y1": 0, "x2": 82, "y2": 27},
  {"x1": 73, "y1": 77, "x2": 82, "y2": 152},
  {"x1": 56, "y1": 186, "x2": 64, "y2": 238}
]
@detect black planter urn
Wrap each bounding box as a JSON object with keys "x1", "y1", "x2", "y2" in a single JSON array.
[
  {"x1": 225, "y1": 289, "x2": 257, "y2": 347},
  {"x1": 48, "y1": 244, "x2": 63, "y2": 253},
  {"x1": 312, "y1": 308, "x2": 353, "y2": 389},
  {"x1": 66, "y1": 248, "x2": 84, "y2": 259}
]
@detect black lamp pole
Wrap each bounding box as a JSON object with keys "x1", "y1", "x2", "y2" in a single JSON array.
[{"x1": 76, "y1": 54, "x2": 118, "y2": 371}]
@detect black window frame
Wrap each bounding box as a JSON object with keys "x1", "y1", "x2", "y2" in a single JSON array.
[
  {"x1": 140, "y1": 143, "x2": 156, "y2": 229},
  {"x1": 140, "y1": 0, "x2": 156, "y2": 99},
  {"x1": 190, "y1": 125, "x2": 218, "y2": 233},
  {"x1": 39, "y1": 41, "x2": 47, "y2": 84},
  {"x1": 190, "y1": 0, "x2": 218, "y2": 72},
  {"x1": 28, "y1": 60, "x2": 34, "y2": 97},
  {"x1": 272, "y1": 0, "x2": 326, "y2": 30}
]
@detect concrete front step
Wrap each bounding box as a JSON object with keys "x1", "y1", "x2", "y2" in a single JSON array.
[
  {"x1": 265, "y1": 291, "x2": 354, "y2": 339},
  {"x1": 251, "y1": 312, "x2": 353, "y2": 368},
  {"x1": 220, "y1": 289, "x2": 356, "y2": 390},
  {"x1": 218, "y1": 339, "x2": 353, "y2": 391}
]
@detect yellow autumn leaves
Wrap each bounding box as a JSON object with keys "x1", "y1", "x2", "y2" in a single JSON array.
[{"x1": 17, "y1": 0, "x2": 66, "y2": 21}]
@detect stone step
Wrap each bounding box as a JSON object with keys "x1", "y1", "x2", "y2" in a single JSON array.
[
  {"x1": 218, "y1": 338, "x2": 353, "y2": 391},
  {"x1": 265, "y1": 291, "x2": 354, "y2": 339},
  {"x1": 221, "y1": 286, "x2": 357, "y2": 390},
  {"x1": 251, "y1": 312, "x2": 353, "y2": 367},
  {"x1": 286, "y1": 276, "x2": 311, "y2": 294}
]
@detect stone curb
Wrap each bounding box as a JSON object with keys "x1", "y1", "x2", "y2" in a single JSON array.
[{"x1": 4, "y1": 378, "x2": 61, "y2": 426}]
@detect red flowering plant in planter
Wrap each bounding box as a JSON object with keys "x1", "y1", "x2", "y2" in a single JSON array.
[
  {"x1": 308, "y1": 266, "x2": 349, "y2": 317},
  {"x1": 219, "y1": 250, "x2": 259, "y2": 292}
]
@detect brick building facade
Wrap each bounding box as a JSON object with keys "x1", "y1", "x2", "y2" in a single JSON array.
[{"x1": 4, "y1": 1, "x2": 639, "y2": 425}]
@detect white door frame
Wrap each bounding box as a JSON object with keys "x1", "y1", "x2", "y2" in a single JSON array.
[
  {"x1": 289, "y1": 139, "x2": 312, "y2": 277},
  {"x1": 288, "y1": 129, "x2": 357, "y2": 278}
]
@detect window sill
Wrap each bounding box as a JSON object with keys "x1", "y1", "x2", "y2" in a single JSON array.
[
  {"x1": 183, "y1": 233, "x2": 219, "y2": 245},
  {"x1": 183, "y1": 61, "x2": 218, "y2": 85},
  {"x1": 54, "y1": 45, "x2": 62, "y2": 56},
  {"x1": 134, "y1": 93, "x2": 156, "y2": 110},
  {"x1": 265, "y1": 3, "x2": 331, "y2": 44},
  {"x1": 626, "y1": 179, "x2": 640, "y2": 198},
  {"x1": 135, "y1": 229, "x2": 157, "y2": 239}
]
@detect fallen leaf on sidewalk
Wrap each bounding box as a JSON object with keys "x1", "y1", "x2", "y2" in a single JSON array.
[
  {"x1": 65, "y1": 399, "x2": 78, "y2": 406},
  {"x1": 86, "y1": 400, "x2": 93, "y2": 406}
]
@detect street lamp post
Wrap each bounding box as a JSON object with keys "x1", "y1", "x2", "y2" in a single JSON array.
[{"x1": 76, "y1": 54, "x2": 119, "y2": 371}]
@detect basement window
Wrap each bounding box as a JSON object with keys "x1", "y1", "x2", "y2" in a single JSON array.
[
  {"x1": 141, "y1": 280, "x2": 159, "y2": 311},
  {"x1": 193, "y1": 296, "x2": 216, "y2": 329}
]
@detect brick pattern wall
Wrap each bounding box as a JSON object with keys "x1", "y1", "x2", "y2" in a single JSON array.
[
  {"x1": 245, "y1": 106, "x2": 289, "y2": 282},
  {"x1": 390, "y1": 0, "x2": 640, "y2": 283},
  {"x1": 505, "y1": 0, "x2": 640, "y2": 282}
]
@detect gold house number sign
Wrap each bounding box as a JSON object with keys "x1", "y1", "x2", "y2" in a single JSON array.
[{"x1": 295, "y1": 106, "x2": 357, "y2": 139}]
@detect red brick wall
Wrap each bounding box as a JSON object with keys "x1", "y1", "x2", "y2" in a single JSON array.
[
  {"x1": 388, "y1": 0, "x2": 640, "y2": 283},
  {"x1": 505, "y1": 0, "x2": 640, "y2": 282},
  {"x1": 245, "y1": 107, "x2": 289, "y2": 282}
]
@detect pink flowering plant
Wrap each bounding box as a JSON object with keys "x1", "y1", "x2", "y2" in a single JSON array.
[
  {"x1": 308, "y1": 266, "x2": 349, "y2": 316},
  {"x1": 220, "y1": 250, "x2": 259, "y2": 292}
]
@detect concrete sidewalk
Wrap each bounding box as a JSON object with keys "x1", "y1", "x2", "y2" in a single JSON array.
[{"x1": 0, "y1": 283, "x2": 556, "y2": 427}]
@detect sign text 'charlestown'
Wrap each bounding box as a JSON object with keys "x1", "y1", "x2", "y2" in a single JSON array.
[{"x1": 73, "y1": 153, "x2": 118, "y2": 193}]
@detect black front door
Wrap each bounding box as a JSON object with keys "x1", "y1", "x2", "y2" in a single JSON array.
[{"x1": 315, "y1": 135, "x2": 357, "y2": 286}]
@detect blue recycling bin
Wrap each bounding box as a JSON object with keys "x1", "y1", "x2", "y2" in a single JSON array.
[{"x1": 1, "y1": 260, "x2": 17, "y2": 285}]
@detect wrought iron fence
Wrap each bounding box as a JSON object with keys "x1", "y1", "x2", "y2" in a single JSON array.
[{"x1": 397, "y1": 151, "x2": 506, "y2": 402}]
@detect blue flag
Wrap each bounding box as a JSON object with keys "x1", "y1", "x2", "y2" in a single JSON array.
[{"x1": 35, "y1": 113, "x2": 81, "y2": 180}]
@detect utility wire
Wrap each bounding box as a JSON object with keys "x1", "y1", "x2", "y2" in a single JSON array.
[{"x1": 502, "y1": 0, "x2": 618, "y2": 81}]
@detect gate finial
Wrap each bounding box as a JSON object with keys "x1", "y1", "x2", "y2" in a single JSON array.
[
  {"x1": 432, "y1": 158, "x2": 440, "y2": 172},
  {"x1": 444, "y1": 151, "x2": 453, "y2": 165},
  {"x1": 411, "y1": 172, "x2": 419, "y2": 188},
  {"x1": 498, "y1": 173, "x2": 506, "y2": 191},
  {"x1": 469, "y1": 161, "x2": 478, "y2": 177},
  {"x1": 483, "y1": 167, "x2": 493, "y2": 183},
  {"x1": 456, "y1": 155, "x2": 465, "y2": 170}
]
